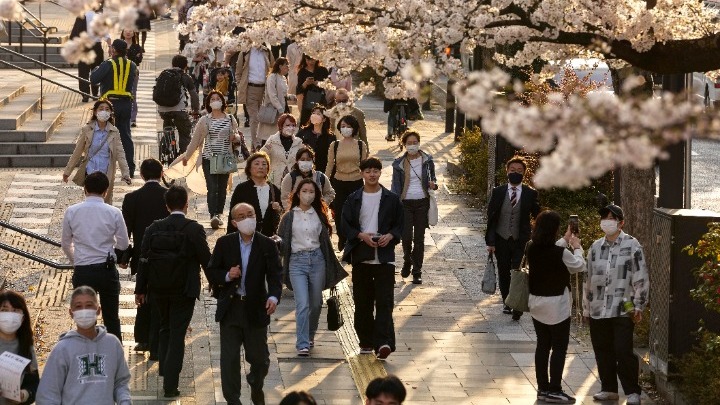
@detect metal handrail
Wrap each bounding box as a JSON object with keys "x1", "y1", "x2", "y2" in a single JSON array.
[
  {"x1": 18, "y1": 3, "x2": 57, "y2": 34},
  {"x1": 0, "y1": 59, "x2": 96, "y2": 100},
  {"x1": 0, "y1": 45, "x2": 91, "y2": 85},
  {"x1": 0, "y1": 221, "x2": 73, "y2": 270}
]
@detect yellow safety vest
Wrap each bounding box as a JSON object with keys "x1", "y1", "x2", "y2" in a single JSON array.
[{"x1": 101, "y1": 58, "x2": 133, "y2": 99}]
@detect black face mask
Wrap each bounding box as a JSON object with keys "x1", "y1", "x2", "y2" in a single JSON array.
[{"x1": 507, "y1": 172, "x2": 523, "y2": 185}]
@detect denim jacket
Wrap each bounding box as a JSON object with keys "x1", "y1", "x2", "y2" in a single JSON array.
[{"x1": 390, "y1": 150, "x2": 437, "y2": 200}]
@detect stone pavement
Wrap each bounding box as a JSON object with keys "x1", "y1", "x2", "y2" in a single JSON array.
[{"x1": 0, "y1": 4, "x2": 661, "y2": 405}]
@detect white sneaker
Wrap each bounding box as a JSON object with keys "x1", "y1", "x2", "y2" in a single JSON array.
[
  {"x1": 593, "y1": 391, "x2": 620, "y2": 401},
  {"x1": 626, "y1": 393, "x2": 641, "y2": 405}
]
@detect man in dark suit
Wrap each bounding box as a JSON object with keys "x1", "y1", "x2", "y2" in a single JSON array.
[
  {"x1": 134, "y1": 185, "x2": 211, "y2": 398},
  {"x1": 122, "y1": 158, "x2": 169, "y2": 355},
  {"x1": 485, "y1": 156, "x2": 541, "y2": 321},
  {"x1": 208, "y1": 202, "x2": 283, "y2": 405}
]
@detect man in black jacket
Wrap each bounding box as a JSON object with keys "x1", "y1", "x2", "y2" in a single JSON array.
[
  {"x1": 208, "y1": 202, "x2": 283, "y2": 405},
  {"x1": 134, "y1": 185, "x2": 211, "y2": 398},
  {"x1": 341, "y1": 157, "x2": 404, "y2": 361},
  {"x1": 122, "y1": 159, "x2": 169, "y2": 355},
  {"x1": 157, "y1": 55, "x2": 200, "y2": 153},
  {"x1": 485, "y1": 156, "x2": 541, "y2": 320}
]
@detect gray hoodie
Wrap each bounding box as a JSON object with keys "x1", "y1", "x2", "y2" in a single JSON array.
[{"x1": 36, "y1": 325, "x2": 131, "y2": 405}]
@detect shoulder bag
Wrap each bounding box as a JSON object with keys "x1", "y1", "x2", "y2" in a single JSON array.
[
  {"x1": 72, "y1": 132, "x2": 112, "y2": 187},
  {"x1": 505, "y1": 242, "x2": 530, "y2": 312},
  {"x1": 258, "y1": 75, "x2": 280, "y2": 124},
  {"x1": 326, "y1": 286, "x2": 344, "y2": 331},
  {"x1": 208, "y1": 115, "x2": 238, "y2": 174},
  {"x1": 481, "y1": 254, "x2": 497, "y2": 294}
]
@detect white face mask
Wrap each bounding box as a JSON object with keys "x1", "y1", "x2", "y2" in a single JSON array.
[
  {"x1": 405, "y1": 144, "x2": 420, "y2": 154},
  {"x1": 282, "y1": 126, "x2": 297, "y2": 136},
  {"x1": 235, "y1": 217, "x2": 256, "y2": 235},
  {"x1": 96, "y1": 110, "x2": 111, "y2": 122},
  {"x1": 73, "y1": 309, "x2": 98, "y2": 329},
  {"x1": 310, "y1": 114, "x2": 323, "y2": 125},
  {"x1": 298, "y1": 161, "x2": 313, "y2": 172},
  {"x1": 300, "y1": 192, "x2": 315, "y2": 205},
  {"x1": 340, "y1": 127, "x2": 354, "y2": 137},
  {"x1": 600, "y1": 219, "x2": 619, "y2": 236},
  {"x1": 0, "y1": 312, "x2": 23, "y2": 334},
  {"x1": 209, "y1": 100, "x2": 223, "y2": 110}
]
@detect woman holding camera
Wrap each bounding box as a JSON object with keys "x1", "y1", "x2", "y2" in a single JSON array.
[{"x1": 527, "y1": 210, "x2": 585, "y2": 404}]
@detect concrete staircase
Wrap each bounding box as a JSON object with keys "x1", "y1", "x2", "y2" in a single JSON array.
[
  {"x1": 0, "y1": 5, "x2": 72, "y2": 69},
  {"x1": 0, "y1": 84, "x2": 78, "y2": 167}
]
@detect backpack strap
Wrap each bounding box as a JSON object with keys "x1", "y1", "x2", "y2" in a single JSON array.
[
  {"x1": 331, "y1": 141, "x2": 339, "y2": 179},
  {"x1": 357, "y1": 139, "x2": 363, "y2": 161}
]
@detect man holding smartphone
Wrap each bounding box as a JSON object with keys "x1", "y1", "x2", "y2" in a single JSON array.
[
  {"x1": 486, "y1": 156, "x2": 541, "y2": 321},
  {"x1": 341, "y1": 157, "x2": 404, "y2": 360}
]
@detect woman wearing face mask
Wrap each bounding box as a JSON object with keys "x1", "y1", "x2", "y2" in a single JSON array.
[
  {"x1": 260, "y1": 114, "x2": 304, "y2": 184},
  {"x1": 0, "y1": 290, "x2": 39, "y2": 404},
  {"x1": 390, "y1": 131, "x2": 438, "y2": 284},
  {"x1": 226, "y1": 152, "x2": 283, "y2": 236},
  {"x1": 63, "y1": 100, "x2": 131, "y2": 203},
  {"x1": 258, "y1": 58, "x2": 290, "y2": 143},
  {"x1": 277, "y1": 179, "x2": 348, "y2": 356},
  {"x1": 37, "y1": 286, "x2": 131, "y2": 404},
  {"x1": 325, "y1": 115, "x2": 368, "y2": 250},
  {"x1": 280, "y1": 147, "x2": 335, "y2": 208},
  {"x1": 297, "y1": 105, "x2": 336, "y2": 173},
  {"x1": 181, "y1": 90, "x2": 246, "y2": 229}
]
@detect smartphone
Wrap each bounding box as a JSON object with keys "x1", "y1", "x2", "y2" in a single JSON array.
[
  {"x1": 569, "y1": 215, "x2": 580, "y2": 235},
  {"x1": 371, "y1": 233, "x2": 381, "y2": 242}
]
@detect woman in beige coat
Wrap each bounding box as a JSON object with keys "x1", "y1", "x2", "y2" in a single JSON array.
[{"x1": 63, "y1": 100, "x2": 131, "y2": 203}]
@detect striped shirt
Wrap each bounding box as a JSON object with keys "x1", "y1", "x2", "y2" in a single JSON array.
[
  {"x1": 202, "y1": 116, "x2": 232, "y2": 159},
  {"x1": 583, "y1": 231, "x2": 650, "y2": 319}
]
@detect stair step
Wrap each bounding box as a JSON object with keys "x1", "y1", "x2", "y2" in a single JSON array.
[
  {"x1": 0, "y1": 154, "x2": 70, "y2": 167},
  {"x1": 4, "y1": 43, "x2": 65, "y2": 55},
  {"x1": 0, "y1": 142, "x2": 75, "y2": 155},
  {"x1": 0, "y1": 111, "x2": 63, "y2": 142},
  {"x1": 0, "y1": 33, "x2": 67, "y2": 44},
  {"x1": 0, "y1": 86, "x2": 26, "y2": 108},
  {"x1": 0, "y1": 52, "x2": 68, "y2": 65},
  {"x1": 0, "y1": 93, "x2": 41, "y2": 130}
]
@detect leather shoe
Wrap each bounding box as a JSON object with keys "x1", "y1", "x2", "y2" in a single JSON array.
[
  {"x1": 502, "y1": 305, "x2": 513, "y2": 314},
  {"x1": 412, "y1": 275, "x2": 422, "y2": 284},
  {"x1": 511, "y1": 311, "x2": 522, "y2": 321},
  {"x1": 400, "y1": 263, "x2": 411, "y2": 278},
  {"x1": 164, "y1": 389, "x2": 180, "y2": 398},
  {"x1": 134, "y1": 343, "x2": 149, "y2": 352},
  {"x1": 250, "y1": 386, "x2": 265, "y2": 405}
]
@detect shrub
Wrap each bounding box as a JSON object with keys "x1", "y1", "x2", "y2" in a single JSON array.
[
  {"x1": 457, "y1": 127, "x2": 489, "y2": 198},
  {"x1": 676, "y1": 327, "x2": 720, "y2": 403},
  {"x1": 684, "y1": 223, "x2": 720, "y2": 313}
]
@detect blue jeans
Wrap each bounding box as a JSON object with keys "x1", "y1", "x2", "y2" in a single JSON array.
[
  {"x1": 289, "y1": 248, "x2": 325, "y2": 350},
  {"x1": 201, "y1": 158, "x2": 230, "y2": 217}
]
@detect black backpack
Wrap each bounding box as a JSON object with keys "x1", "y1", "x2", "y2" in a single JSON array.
[
  {"x1": 141, "y1": 220, "x2": 191, "y2": 294},
  {"x1": 153, "y1": 68, "x2": 184, "y2": 107}
]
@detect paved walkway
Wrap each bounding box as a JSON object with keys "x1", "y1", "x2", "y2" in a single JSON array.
[{"x1": 0, "y1": 3, "x2": 661, "y2": 404}]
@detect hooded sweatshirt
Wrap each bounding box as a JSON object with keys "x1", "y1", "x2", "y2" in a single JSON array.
[{"x1": 36, "y1": 325, "x2": 131, "y2": 405}]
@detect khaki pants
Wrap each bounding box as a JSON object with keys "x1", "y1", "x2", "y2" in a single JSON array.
[{"x1": 245, "y1": 85, "x2": 265, "y2": 147}]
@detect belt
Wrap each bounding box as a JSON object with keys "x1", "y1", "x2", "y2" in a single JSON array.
[
  {"x1": 247, "y1": 82, "x2": 265, "y2": 87},
  {"x1": 233, "y1": 294, "x2": 247, "y2": 301}
]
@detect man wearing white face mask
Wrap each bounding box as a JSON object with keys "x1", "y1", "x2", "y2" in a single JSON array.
[
  {"x1": 37, "y1": 286, "x2": 131, "y2": 405},
  {"x1": 208, "y1": 203, "x2": 283, "y2": 405},
  {"x1": 584, "y1": 204, "x2": 649, "y2": 405}
]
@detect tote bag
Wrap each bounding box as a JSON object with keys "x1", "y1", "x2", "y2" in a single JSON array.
[{"x1": 481, "y1": 254, "x2": 497, "y2": 294}]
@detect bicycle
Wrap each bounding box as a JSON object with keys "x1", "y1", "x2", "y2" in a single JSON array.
[{"x1": 156, "y1": 115, "x2": 197, "y2": 187}]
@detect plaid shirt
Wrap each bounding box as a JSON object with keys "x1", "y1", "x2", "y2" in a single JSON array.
[{"x1": 583, "y1": 231, "x2": 649, "y2": 318}]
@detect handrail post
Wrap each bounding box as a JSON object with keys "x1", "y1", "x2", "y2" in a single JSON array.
[
  {"x1": 40, "y1": 69, "x2": 43, "y2": 120},
  {"x1": 17, "y1": 21, "x2": 22, "y2": 53}
]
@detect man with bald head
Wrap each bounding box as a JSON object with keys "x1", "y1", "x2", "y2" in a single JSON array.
[{"x1": 208, "y1": 202, "x2": 283, "y2": 405}]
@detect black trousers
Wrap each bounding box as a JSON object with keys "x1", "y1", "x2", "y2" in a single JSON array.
[
  {"x1": 401, "y1": 198, "x2": 429, "y2": 274},
  {"x1": 219, "y1": 297, "x2": 269, "y2": 404},
  {"x1": 133, "y1": 293, "x2": 159, "y2": 353},
  {"x1": 78, "y1": 42, "x2": 102, "y2": 97},
  {"x1": 160, "y1": 110, "x2": 193, "y2": 153},
  {"x1": 352, "y1": 263, "x2": 396, "y2": 352},
  {"x1": 110, "y1": 97, "x2": 135, "y2": 175},
  {"x1": 533, "y1": 317, "x2": 571, "y2": 392},
  {"x1": 494, "y1": 233, "x2": 525, "y2": 314},
  {"x1": 72, "y1": 263, "x2": 121, "y2": 341},
  {"x1": 589, "y1": 317, "x2": 641, "y2": 395},
  {"x1": 331, "y1": 178, "x2": 364, "y2": 249},
  {"x1": 152, "y1": 294, "x2": 195, "y2": 392}
]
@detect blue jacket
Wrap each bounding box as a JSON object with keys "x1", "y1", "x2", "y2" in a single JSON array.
[
  {"x1": 390, "y1": 150, "x2": 437, "y2": 199},
  {"x1": 90, "y1": 56, "x2": 138, "y2": 98},
  {"x1": 340, "y1": 186, "x2": 404, "y2": 264}
]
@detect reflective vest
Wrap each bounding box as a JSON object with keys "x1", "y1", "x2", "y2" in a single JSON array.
[{"x1": 101, "y1": 58, "x2": 133, "y2": 99}]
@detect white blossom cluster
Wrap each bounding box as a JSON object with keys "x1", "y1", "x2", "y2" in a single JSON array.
[{"x1": 0, "y1": 0, "x2": 23, "y2": 20}]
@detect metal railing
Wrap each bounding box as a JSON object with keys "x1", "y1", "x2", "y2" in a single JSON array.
[
  {"x1": 0, "y1": 220, "x2": 72, "y2": 270},
  {"x1": 3, "y1": 2, "x2": 62, "y2": 63}
]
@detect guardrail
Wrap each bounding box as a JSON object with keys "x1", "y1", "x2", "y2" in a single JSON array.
[{"x1": 0, "y1": 220, "x2": 72, "y2": 270}]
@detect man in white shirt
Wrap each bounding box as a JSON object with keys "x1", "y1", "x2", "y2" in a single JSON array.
[
  {"x1": 340, "y1": 157, "x2": 404, "y2": 361},
  {"x1": 234, "y1": 45, "x2": 275, "y2": 149},
  {"x1": 61, "y1": 172, "x2": 130, "y2": 342}
]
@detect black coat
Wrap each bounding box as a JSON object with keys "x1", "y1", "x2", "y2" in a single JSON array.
[
  {"x1": 135, "y1": 213, "x2": 211, "y2": 299},
  {"x1": 226, "y1": 180, "x2": 282, "y2": 236},
  {"x1": 207, "y1": 232, "x2": 283, "y2": 325},
  {"x1": 485, "y1": 184, "x2": 541, "y2": 246},
  {"x1": 297, "y1": 127, "x2": 336, "y2": 173},
  {"x1": 121, "y1": 181, "x2": 169, "y2": 274}
]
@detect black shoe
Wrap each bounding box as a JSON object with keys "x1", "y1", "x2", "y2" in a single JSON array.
[
  {"x1": 244, "y1": 119, "x2": 250, "y2": 127},
  {"x1": 400, "y1": 263, "x2": 411, "y2": 278},
  {"x1": 250, "y1": 386, "x2": 265, "y2": 405},
  {"x1": 131, "y1": 122, "x2": 137, "y2": 128},
  {"x1": 134, "y1": 343, "x2": 149, "y2": 352},
  {"x1": 511, "y1": 311, "x2": 522, "y2": 321},
  {"x1": 81, "y1": 97, "x2": 89, "y2": 102},
  {"x1": 502, "y1": 305, "x2": 513, "y2": 314},
  {"x1": 164, "y1": 389, "x2": 180, "y2": 398},
  {"x1": 412, "y1": 274, "x2": 422, "y2": 284}
]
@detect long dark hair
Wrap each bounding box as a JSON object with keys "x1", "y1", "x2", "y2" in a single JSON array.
[
  {"x1": 0, "y1": 290, "x2": 34, "y2": 360},
  {"x1": 90, "y1": 99, "x2": 115, "y2": 125},
  {"x1": 298, "y1": 54, "x2": 321, "y2": 72},
  {"x1": 531, "y1": 210, "x2": 561, "y2": 246},
  {"x1": 289, "y1": 178, "x2": 332, "y2": 235}
]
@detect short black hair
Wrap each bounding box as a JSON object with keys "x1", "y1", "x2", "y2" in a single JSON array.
[
  {"x1": 172, "y1": 55, "x2": 189, "y2": 70},
  {"x1": 365, "y1": 375, "x2": 406, "y2": 403},
  {"x1": 337, "y1": 114, "x2": 359, "y2": 136},
  {"x1": 140, "y1": 158, "x2": 163, "y2": 180},
  {"x1": 360, "y1": 157, "x2": 382, "y2": 171},
  {"x1": 531, "y1": 210, "x2": 561, "y2": 246},
  {"x1": 165, "y1": 185, "x2": 188, "y2": 211},
  {"x1": 84, "y1": 171, "x2": 110, "y2": 195},
  {"x1": 278, "y1": 391, "x2": 317, "y2": 405}
]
